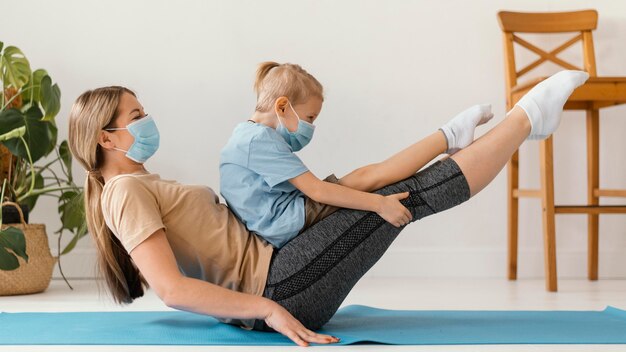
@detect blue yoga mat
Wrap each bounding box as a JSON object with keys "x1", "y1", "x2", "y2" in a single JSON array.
[{"x1": 1, "y1": 305, "x2": 626, "y2": 345}]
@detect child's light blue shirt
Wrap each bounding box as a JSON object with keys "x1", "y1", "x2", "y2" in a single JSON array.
[{"x1": 219, "y1": 121, "x2": 309, "y2": 248}]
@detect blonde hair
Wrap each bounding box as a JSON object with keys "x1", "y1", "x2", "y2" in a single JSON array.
[
  {"x1": 254, "y1": 61, "x2": 324, "y2": 112},
  {"x1": 68, "y1": 86, "x2": 148, "y2": 304}
]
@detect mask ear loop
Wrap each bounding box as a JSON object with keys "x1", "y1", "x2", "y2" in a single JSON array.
[
  {"x1": 288, "y1": 102, "x2": 302, "y2": 121},
  {"x1": 112, "y1": 147, "x2": 129, "y2": 154},
  {"x1": 103, "y1": 128, "x2": 129, "y2": 153},
  {"x1": 276, "y1": 101, "x2": 304, "y2": 130},
  {"x1": 275, "y1": 101, "x2": 290, "y2": 129},
  {"x1": 288, "y1": 102, "x2": 315, "y2": 128}
]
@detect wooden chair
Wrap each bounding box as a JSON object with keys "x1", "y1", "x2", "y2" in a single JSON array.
[{"x1": 497, "y1": 10, "x2": 626, "y2": 291}]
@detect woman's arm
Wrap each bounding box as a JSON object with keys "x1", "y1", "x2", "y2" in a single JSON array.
[
  {"x1": 289, "y1": 172, "x2": 412, "y2": 227},
  {"x1": 129, "y1": 229, "x2": 339, "y2": 346}
]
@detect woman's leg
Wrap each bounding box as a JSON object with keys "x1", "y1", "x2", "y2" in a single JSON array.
[
  {"x1": 253, "y1": 156, "x2": 470, "y2": 331},
  {"x1": 450, "y1": 106, "x2": 529, "y2": 197},
  {"x1": 450, "y1": 69, "x2": 589, "y2": 197}
]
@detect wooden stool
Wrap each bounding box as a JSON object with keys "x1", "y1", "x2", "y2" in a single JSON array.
[{"x1": 497, "y1": 10, "x2": 626, "y2": 291}]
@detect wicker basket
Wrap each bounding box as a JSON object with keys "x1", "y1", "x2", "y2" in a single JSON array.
[{"x1": 0, "y1": 201, "x2": 57, "y2": 296}]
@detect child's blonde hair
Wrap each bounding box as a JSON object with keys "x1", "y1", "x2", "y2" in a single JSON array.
[{"x1": 254, "y1": 62, "x2": 324, "y2": 112}]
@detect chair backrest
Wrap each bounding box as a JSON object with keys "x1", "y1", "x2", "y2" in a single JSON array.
[{"x1": 497, "y1": 10, "x2": 598, "y2": 107}]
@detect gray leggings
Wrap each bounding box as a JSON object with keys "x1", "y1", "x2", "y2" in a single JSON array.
[{"x1": 253, "y1": 157, "x2": 471, "y2": 331}]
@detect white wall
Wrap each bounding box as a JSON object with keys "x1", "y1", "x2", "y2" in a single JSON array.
[{"x1": 2, "y1": 0, "x2": 625, "y2": 280}]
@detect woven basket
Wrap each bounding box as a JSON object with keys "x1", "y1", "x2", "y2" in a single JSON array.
[{"x1": 0, "y1": 201, "x2": 57, "y2": 296}]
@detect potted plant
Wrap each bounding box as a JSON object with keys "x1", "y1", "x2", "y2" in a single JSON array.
[{"x1": 0, "y1": 41, "x2": 87, "y2": 294}]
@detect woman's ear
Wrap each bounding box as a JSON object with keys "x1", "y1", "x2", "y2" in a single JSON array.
[
  {"x1": 274, "y1": 96, "x2": 289, "y2": 115},
  {"x1": 98, "y1": 130, "x2": 115, "y2": 150}
]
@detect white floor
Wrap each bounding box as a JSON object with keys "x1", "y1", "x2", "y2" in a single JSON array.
[{"x1": 2, "y1": 277, "x2": 626, "y2": 351}]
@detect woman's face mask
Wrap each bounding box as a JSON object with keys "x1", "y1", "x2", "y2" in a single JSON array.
[
  {"x1": 276, "y1": 102, "x2": 315, "y2": 152},
  {"x1": 105, "y1": 115, "x2": 160, "y2": 163}
]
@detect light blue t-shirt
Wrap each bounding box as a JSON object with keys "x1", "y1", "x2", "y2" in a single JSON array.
[{"x1": 219, "y1": 121, "x2": 309, "y2": 248}]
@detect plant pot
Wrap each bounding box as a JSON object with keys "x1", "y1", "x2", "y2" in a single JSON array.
[
  {"x1": 0, "y1": 202, "x2": 56, "y2": 296},
  {"x1": 1, "y1": 203, "x2": 29, "y2": 224}
]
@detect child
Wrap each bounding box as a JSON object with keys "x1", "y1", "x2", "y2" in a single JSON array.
[{"x1": 220, "y1": 62, "x2": 494, "y2": 248}]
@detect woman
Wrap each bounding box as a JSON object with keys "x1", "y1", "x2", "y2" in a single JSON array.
[{"x1": 67, "y1": 70, "x2": 588, "y2": 347}]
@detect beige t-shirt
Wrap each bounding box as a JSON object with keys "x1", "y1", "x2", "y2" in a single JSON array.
[{"x1": 100, "y1": 172, "x2": 274, "y2": 328}]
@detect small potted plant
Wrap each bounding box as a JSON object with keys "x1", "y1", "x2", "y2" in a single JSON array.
[{"x1": 0, "y1": 41, "x2": 87, "y2": 294}]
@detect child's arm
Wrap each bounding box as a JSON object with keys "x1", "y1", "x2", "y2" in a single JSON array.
[
  {"x1": 290, "y1": 172, "x2": 412, "y2": 227},
  {"x1": 337, "y1": 130, "x2": 447, "y2": 192}
]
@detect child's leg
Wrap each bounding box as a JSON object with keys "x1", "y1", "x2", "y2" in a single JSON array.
[
  {"x1": 338, "y1": 130, "x2": 447, "y2": 192},
  {"x1": 338, "y1": 104, "x2": 493, "y2": 192}
]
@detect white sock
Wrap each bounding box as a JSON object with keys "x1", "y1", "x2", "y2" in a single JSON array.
[
  {"x1": 515, "y1": 70, "x2": 589, "y2": 140},
  {"x1": 439, "y1": 104, "x2": 494, "y2": 154}
]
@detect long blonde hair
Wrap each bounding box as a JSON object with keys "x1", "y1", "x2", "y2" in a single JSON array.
[
  {"x1": 68, "y1": 86, "x2": 148, "y2": 304},
  {"x1": 254, "y1": 61, "x2": 324, "y2": 112}
]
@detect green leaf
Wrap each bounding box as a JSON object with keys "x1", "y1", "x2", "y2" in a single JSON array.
[
  {"x1": 0, "y1": 246, "x2": 20, "y2": 270},
  {"x1": 0, "y1": 226, "x2": 28, "y2": 260},
  {"x1": 0, "y1": 226, "x2": 28, "y2": 271},
  {"x1": 61, "y1": 234, "x2": 79, "y2": 255},
  {"x1": 21, "y1": 69, "x2": 48, "y2": 105},
  {"x1": 40, "y1": 75, "x2": 61, "y2": 122},
  {"x1": 19, "y1": 171, "x2": 44, "y2": 212},
  {"x1": 0, "y1": 109, "x2": 25, "y2": 135},
  {"x1": 0, "y1": 126, "x2": 26, "y2": 142},
  {"x1": 0, "y1": 41, "x2": 4, "y2": 53},
  {"x1": 1, "y1": 105, "x2": 52, "y2": 162},
  {"x1": 45, "y1": 120, "x2": 58, "y2": 157},
  {"x1": 59, "y1": 188, "x2": 87, "y2": 255},
  {"x1": 0, "y1": 46, "x2": 32, "y2": 88},
  {"x1": 59, "y1": 189, "x2": 87, "y2": 256},
  {"x1": 58, "y1": 190, "x2": 84, "y2": 231},
  {"x1": 59, "y1": 141, "x2": 72, "y2": 181},
  {"x1": 61, "y1": 221, "x2": 87, "y2": 255}
]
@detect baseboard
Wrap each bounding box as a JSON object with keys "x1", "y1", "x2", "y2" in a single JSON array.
[{"x1": 53, "y1": 247, "x2": 626, "y2": 279}]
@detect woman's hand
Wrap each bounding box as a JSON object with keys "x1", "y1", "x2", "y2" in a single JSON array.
[
  {"x1": 264, "y1": 301, "x2": 340, "y2": 347},
  {"x1": 376, "y1": 192, "x2": 413, "y2": 227}
]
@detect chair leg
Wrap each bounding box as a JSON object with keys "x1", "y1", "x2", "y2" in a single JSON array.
[
  {"x1": 507, "y1": 150, "x2": 519, "y2": 280},
  {"x1": 540, "y1": 137, "x2": 558, "y2": 292},
  {"x1": 586, "y1": 109, "x2": 600, "y2": 281}
]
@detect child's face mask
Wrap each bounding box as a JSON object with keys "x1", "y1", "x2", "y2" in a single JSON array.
[
  {"x1": 276, "y1": 102, "x2": 315, "y2": 152},
  {"x1": 105, "y1": 115, "x2": 160, "y2": 163}
]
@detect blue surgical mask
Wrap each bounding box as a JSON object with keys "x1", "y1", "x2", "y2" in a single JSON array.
[
  {"x1": 276, "y1": 103, "x2": 315, "y2": 152},
  {"x1": 105, "y1": 115, "x2": 160, "y2": 163}
]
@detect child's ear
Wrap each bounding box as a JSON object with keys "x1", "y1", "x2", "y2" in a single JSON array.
[{"x1": 275, "y1": 96, "x2": 289, "y2": 113}]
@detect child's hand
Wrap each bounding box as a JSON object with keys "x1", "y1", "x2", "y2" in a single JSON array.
[{"x1": 377, "y1": 192, "x2": 413, "y2": 227}]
